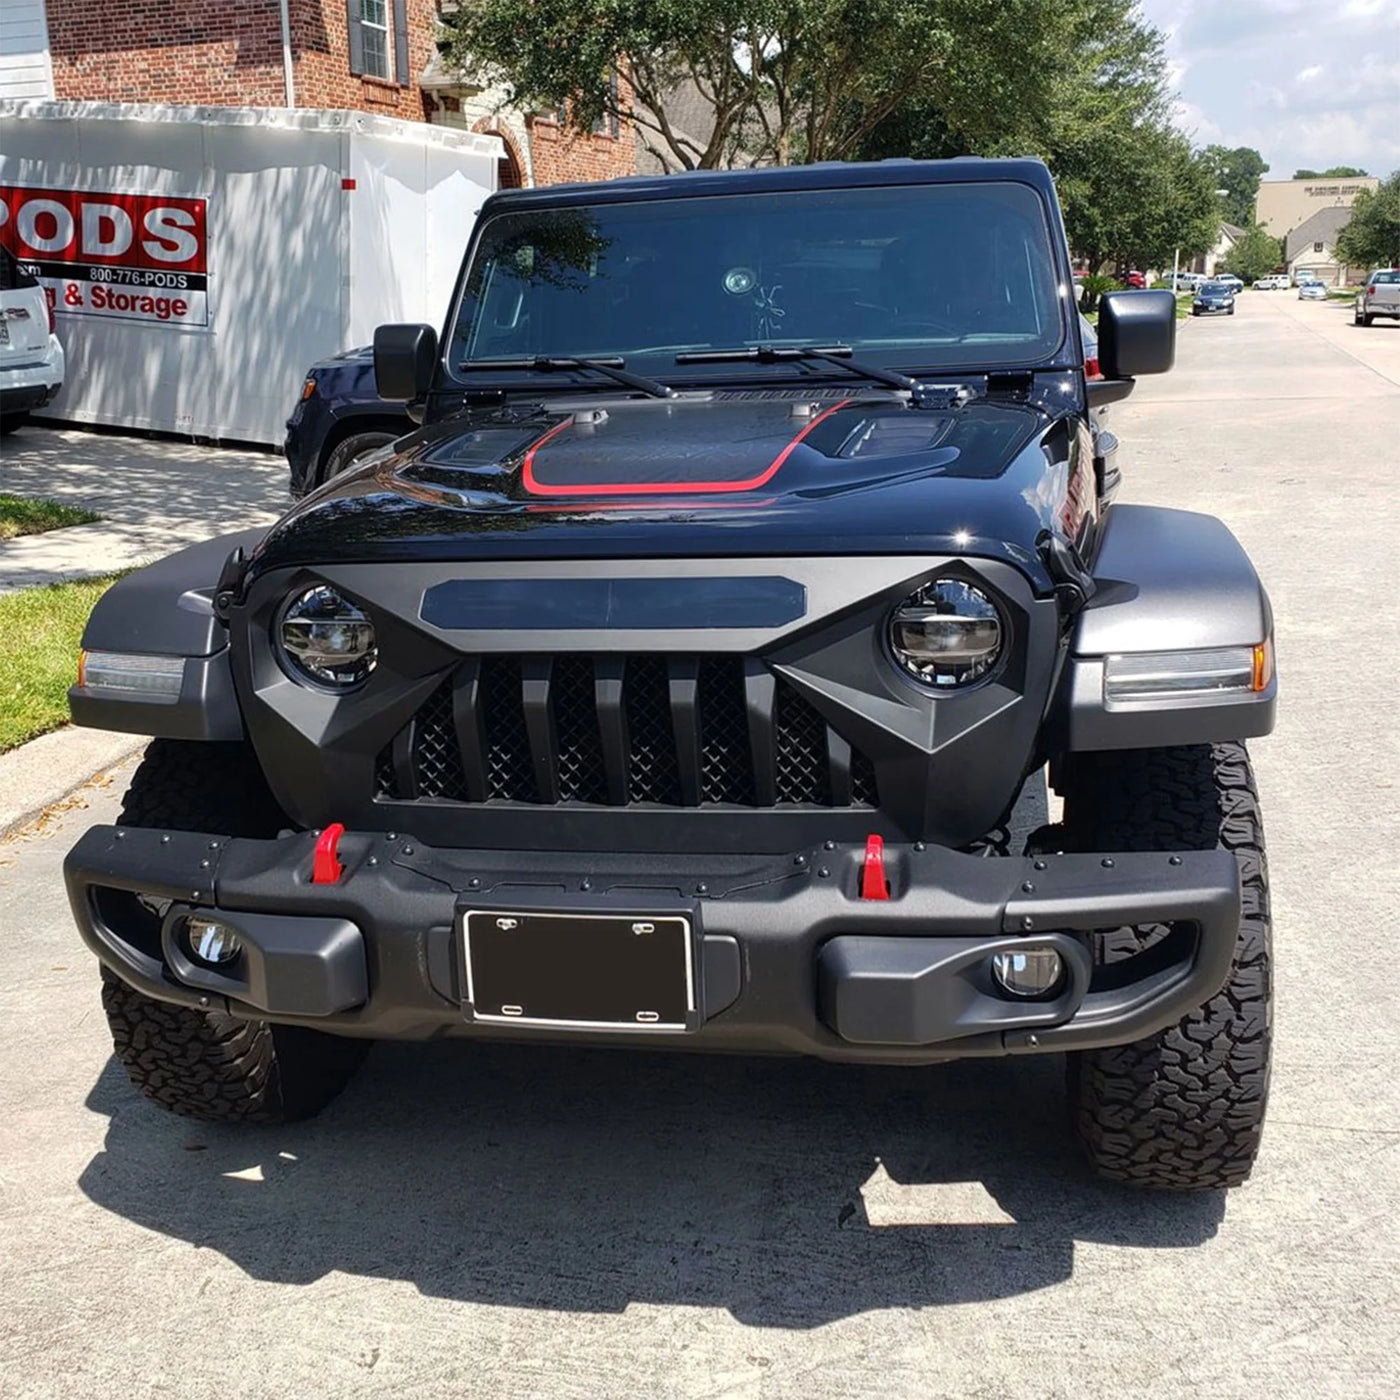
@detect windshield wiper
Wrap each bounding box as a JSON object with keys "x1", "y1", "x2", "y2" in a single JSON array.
[
  {"x1": 674, "y1": 344, "x2": 918, "y2": 393},
  {"x1": 458, "y1": 355, "x2": 676, "y2": 399}
]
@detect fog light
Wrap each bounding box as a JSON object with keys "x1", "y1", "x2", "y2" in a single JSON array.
[
  {"x1": 185, "y1": 915, "x2": 242, "y2": 967},
  {"x1": 990, "y1": 947, "x2": 1064, "y2": 999}
]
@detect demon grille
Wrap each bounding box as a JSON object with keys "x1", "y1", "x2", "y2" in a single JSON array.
[{"x1": 375, "y1": 655, "x2": 878, "y2": 809}]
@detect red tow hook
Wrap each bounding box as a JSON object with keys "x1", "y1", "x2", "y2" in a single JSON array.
[
  {"x1": 312, "y1": 823, "x2": 346, "y2": 885},
  {"x1": 860, "y1": 833, "x2": 890, "y2": 900}
]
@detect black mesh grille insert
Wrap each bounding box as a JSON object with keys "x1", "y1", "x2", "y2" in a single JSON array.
[
  {"x1": 698, "y1": 657, "x2": 755, "y2": 804},
  {"x1": 553, "y1": 654, "x2": 608, "y2": 803},
  {"x1": 481, "y1": 656, "x2": 538, "y2": 802},
  {"x1": 774, "y1": 682, "x2": 831, "y2": 805},
  {"x1": 412, "y1": 678, "x2": 468, "y2": 800},
  {"x1": 385, "y1": 656, "x2": 878, "y2": 810},
  {"x1": 850, "y1": 749, "x2": 879, "y2": 807},
  {"x1": 374, "y1": 745, "x2": 399, "y2": 800},
  {"x1": 624, "y1": 655, "x2": 681, "y2": 804}
]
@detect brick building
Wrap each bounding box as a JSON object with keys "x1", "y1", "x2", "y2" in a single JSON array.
[{"x1": 8, "y1": 0, "x2": 635, "y2": 187}]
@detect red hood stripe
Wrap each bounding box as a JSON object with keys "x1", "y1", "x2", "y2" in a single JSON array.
[{"x1": 521, "y1": 399, "x2": 854, "y2": 497}]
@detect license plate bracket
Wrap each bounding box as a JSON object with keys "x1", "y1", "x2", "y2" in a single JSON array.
[{"x1": 462, "y1": 906, "x2": 697, "y2": 1032}]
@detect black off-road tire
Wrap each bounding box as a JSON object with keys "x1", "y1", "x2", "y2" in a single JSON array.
[
  {"x1": 318, "y1": 428, "x2": 399, "y2": 488},
  {"x1": 1056, "y1": 742, "x2": 1271, "y2": 1190},
  {"x1": 100, "y1": 739, "x2": 368, "y2": 1123}
]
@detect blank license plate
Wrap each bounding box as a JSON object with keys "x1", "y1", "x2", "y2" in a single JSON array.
[{"x1": 463, "y1": 909, "x2": 694, "y2": 1031}]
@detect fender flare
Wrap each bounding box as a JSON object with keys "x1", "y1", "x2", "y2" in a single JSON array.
[
  {"x1": 69, "y1": 529, "x2": 266, "y2": 741},
  {"x1": 1051, "y1": 505, "x2": 1276, "y2": 752}
]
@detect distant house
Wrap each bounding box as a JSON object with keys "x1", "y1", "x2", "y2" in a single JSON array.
[
  {"x1": 1284, "y1": 207, "x2": 1363, "y2": 287},
  {"x1": 1194, "y1": 222, "x2": 1246, "y2": 277}
]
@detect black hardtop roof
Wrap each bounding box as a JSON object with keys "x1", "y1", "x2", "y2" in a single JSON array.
[{"x1": 478, "y1": 156, "x2": 1058, "y2": 214}]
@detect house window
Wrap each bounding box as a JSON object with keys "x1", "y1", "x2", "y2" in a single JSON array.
[
  {"x1": 1313, "y1": 241, "x2": 1324, "y2": 252},
  {"x1": 360, "y1": 0, "x2": 391, "y2": 80},
  {"x1": 348, "y1": 0, "x2": 408, "y2": 84},
  {"x1": 592, "y1": 74, "x2": 620, "y2": 138}
]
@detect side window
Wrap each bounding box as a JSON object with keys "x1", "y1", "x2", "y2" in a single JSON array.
[
  {"x1": 347, "y1": 0, "x2": 410, "y2": 85},
  {"x1": 592, "y1": 74, "x2": 621, "y2": 138}
]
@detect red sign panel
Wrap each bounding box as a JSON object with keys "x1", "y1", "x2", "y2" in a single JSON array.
[{"x1": 0, "y1": 184, "x2": 210, "y2": 326}]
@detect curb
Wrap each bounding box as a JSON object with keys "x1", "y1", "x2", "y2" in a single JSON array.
[{"x1": 0, "y1": 726, "x2": 145, "y2": 838}]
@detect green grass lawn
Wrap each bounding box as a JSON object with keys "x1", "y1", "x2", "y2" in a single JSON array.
[
  {"x1": 0, "y1": 493, "x2": 100, "y2": 541},
  {"x1": 0, "y1": 574, "x2": 122, "y2": 752}
]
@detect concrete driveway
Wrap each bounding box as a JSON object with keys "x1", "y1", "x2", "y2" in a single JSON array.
[
  {"x1": 0, "y1": 426, "x2": 287, "y2": 591},
  {"x1": 1, "y1": 292, "x2": 1397, "y2": 1399}
]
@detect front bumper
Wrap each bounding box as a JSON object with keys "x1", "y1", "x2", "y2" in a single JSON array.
[{"x1": 66, "y1": 826, "x2": 1241, "y2": 1063}]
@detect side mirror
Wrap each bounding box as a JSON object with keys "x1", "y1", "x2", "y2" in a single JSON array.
[
  {"x1": 1098, "y1": 290, "x2": 1176, "y2": 379},
  {"x1": 373, "y1": 323, "x2": 438, "y2": 403}
]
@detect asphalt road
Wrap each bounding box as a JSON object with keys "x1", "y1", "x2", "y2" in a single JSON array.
[{"x1": 2, "y1": 291, "x2": 1398, "y2": 1400}]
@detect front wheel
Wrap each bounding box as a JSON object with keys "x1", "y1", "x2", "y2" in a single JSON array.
[
  {"x1": 99, "y1": 740, "x2": 368, "y2": 1123},
  {"x1": 317, "y1": 429, "x2": 399, "y2": 488},
  {"x1": 1055, "y1": 742, "x2": 1272, "y2": 1190}
]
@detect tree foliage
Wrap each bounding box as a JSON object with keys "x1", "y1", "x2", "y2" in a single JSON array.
[
  {"x1": 1219, "y1": 224, "x2": 1282, "y2": 283},
  {"x1": 445, "y1": 0, "x2": 1131, "y2": 171},
  {"x1": 443, "y1": 0, "x2": 1223, "y2": 278},
  {"x1": 1198, "y1": 145, "x2": 1269, "y2": 227},
  {"x1": 1293, "y1": 166, "x2": 1368, "y2": 179},
  {"x1": 1336, "y1": 173, "x2": 1400, "y2": 270}
]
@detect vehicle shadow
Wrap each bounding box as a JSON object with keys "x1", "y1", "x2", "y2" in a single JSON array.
[{"x1": 78, "y1": 1041, "x2": 1224, "y2": 1327}]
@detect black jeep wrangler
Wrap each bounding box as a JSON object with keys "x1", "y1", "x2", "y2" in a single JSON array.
[{"x1": 65, "y1": 159, "x2": 1275, "y2": 1191}]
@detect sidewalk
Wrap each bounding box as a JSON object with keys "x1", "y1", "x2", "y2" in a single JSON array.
[{"x1": 0, "y1": 423, "x2": 288, "y2": 592}]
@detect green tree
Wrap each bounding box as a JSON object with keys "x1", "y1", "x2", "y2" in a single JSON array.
[
  {"x1": 861, "y1": 0, "x2": 1168, "y2": 164},
  {"x1": 1219, "y1": 224, "x2": 1282, "y2": 282},
  {"x1": 1293, "y1": 166, "x2": 1368, "y2": 179},
  {"x1": 1336, "y1": 173, "x2": 1400, "y2": 269},
  {"x1": 1056, "y1": 130, "x2": 1220, "y2": 288},
  {"x1": 1198, "y1": 145, "x2": 1269, "y2": 227},
  {"x1": 443, "y1": 1, "x2": 1104, "y2": 171}
]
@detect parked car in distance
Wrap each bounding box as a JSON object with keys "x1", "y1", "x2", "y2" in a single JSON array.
[
  {"x1": 1192, "y1": 280, "x2": 1236, "y2": 316},
  {"x1": 1253, "y1": 275, "x2": 1288, "y2": 291},
  {"x1": 1297, "y1": 281, "x2": 1328, "y2": 302},
  {"x1": 1170, "y1": 271, "x2": 1206, "y2": 291},
  {"x1": 1124, "y1": 270, "x2": 1147, "y2": 289},
  {"x1": 1212, "y1": 273, "x2": 1243, "y2": 292},
  {"x1": 284, "y1": 346, "x2": 413, "y2": 497},
  {"x1": 1355, "y1": 269, "x2": 1400, "y2": 326},
  {"x1": 0, "y1": 246, "x2": 65, "y2": 434}
]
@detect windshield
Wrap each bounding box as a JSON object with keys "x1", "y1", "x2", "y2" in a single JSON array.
[
  {"x1": 447, "y1": 182, "x2": 1065, "y2": 384},
  {"x1": 1201, "y1": 282, "x2": 1230, "y2": 294}
]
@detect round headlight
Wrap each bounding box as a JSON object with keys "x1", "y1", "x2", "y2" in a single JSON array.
[
  {"x1": 278, "y1": 584, "x2": 377, "y2": 689},
  {"x1": 888, "y1": 579, "x2": 1002, "y2": 688}
]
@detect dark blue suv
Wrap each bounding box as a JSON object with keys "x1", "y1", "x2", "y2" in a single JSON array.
[{"x1": 284, "y1": 346, "x2": 413, "y2": 497}]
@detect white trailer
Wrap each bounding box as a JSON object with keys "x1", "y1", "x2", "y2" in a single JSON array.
[{"x1": 0, "y1": 101, "x2": 500, "y2": 444}]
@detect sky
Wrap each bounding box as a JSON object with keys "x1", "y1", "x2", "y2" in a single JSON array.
[{"x1": 1138, "y1": 0, "x2": 1400, "y2": 181}]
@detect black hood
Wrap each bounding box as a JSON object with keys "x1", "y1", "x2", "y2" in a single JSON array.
[{"x1": 252, "y1": 390, "x2": 1080, "y2": 592}]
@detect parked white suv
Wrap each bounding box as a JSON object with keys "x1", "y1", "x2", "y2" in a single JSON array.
[
  {"x1": 1253, "y1": 275, "x2": 1288, "y2": 291},
  {"x1": 1355, "y1": 270, "x2": 1400, "y2": 327},
  {"x1": 0, "y1": 247, "x2": 65, "y2": 435}
]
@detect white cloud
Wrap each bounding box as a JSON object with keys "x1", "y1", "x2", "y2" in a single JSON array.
[{"x1": 1140, "y1": 0, "x2": 1400, "y2": 177}]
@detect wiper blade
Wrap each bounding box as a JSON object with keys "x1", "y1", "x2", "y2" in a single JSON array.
[
  {"x1": 674, "y1": 344, "x2": 917, "y2": 392},
  {"x1": 458, "y1": 355, "x2": 676, "y2": 399}
]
